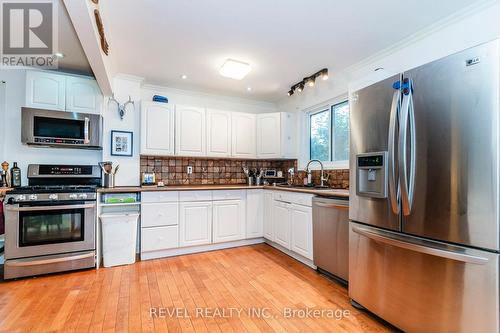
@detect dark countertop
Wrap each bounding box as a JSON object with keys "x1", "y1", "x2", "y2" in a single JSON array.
[{"x1": 97, "y1": 184, "x2": 349, "y2": 198}]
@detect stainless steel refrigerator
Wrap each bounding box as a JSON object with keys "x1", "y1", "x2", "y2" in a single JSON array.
[{"x1": 349, "y1": 39, "x2": 499, "y2": 333}]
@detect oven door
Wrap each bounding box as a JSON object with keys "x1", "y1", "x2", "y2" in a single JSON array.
[{"x1": 4, "y1": 201, "x2": 96, "y2": 259}]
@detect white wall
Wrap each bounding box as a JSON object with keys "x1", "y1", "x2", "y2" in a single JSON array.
[
  {"x1": 278, "y1": 2, "x2": 500, "y2": 113},
  {"x1": 0, "y1": 69, "x2": 102, "y2": 185}
]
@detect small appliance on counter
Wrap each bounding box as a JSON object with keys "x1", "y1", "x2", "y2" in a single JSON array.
[
  {"x1": 99, "y1": 161, "x2": 119, "y2": 188},
  {"x1": 3, "y1": 164, "x2": 101, "y2": 279}
]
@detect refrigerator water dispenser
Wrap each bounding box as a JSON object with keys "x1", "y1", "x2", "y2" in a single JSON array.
[{"x1": 356, "y1": 152, "x2": 388, "y2": 198}]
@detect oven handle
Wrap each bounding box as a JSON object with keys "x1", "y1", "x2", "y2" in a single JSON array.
[
  {"x1": 5, "y1": 203, "x2": 96, "y2": 212},
  {"x1": 6, "y1": 252, "x2": 95, "y2": 267}
]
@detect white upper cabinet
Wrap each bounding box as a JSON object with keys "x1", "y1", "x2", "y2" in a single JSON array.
[
  {"x1": 141, "y1": 102, "x2": 175, "y2": 155},
  {"x1": 212, "y1": 200, "x2": 246, "y2": 243},
  {"x1": 176, "y1": 105, "x2": 206, "y2": 156},
  {"x1": 26, "y1": 71, "x2": 66, "y2": 111},
  {"x1": 257, "y1": 113, "x2": 281, "y2": 158},
  {"x1": 231, "y1": 113, "x2": 256, "y2": 158},
  {"x1": 66, "y1": 76, "x2": 102, "y2": 114},
  {"x1": 25, "y1": 70, "x2": 101, "y2": 114},
  {"x1": 256, "y1": 112, "x2": 296, "y2": 159},
  {"x1": 206, "y1": 109, "x2": 231, "y2": 157}
]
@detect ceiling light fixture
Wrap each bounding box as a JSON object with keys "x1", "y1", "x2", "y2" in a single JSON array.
[
  {"x1": 287, "y1": 68, "x2": 328, "y2": 96},
  {"x1": 219, "y1": 59, "x2": 251, "y2": 80},
  {"x1": 181, "y1": 74, "x2": 187, "y2": 79}
]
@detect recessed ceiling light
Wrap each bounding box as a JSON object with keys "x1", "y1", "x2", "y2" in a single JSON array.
[
  {"x1": 247, "y1": 87, "x2": 252, "y2": 92},
  {"x1": 54, "y1": 52, "x2": 64, "y2": 58},
  {"x1": 219, "y1": 59, "x2": 251, "y2": 80},
  {"x1": 181, "y1": 74, "x2": 187, "y2": 79}
]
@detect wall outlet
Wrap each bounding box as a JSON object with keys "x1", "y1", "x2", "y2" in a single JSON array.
[{"x1": 187, "y1": 166, "x2": 193, "y2": 174}]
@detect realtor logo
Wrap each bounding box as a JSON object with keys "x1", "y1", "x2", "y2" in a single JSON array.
[{"x1": 1, "y1": 0, "x2": 58, "y2": 68}]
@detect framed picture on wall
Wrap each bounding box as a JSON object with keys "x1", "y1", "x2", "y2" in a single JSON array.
[{"x1": 111, "y1": 130, "x2": 133, "y2": 156}]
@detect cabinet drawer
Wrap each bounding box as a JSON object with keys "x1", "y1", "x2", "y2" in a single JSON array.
[
  {"x1": 142, "y1": 191, "x2": 179, "y2": 203},
  {"x1": 141, "y1": 202, "x2": 178, "y2": 227},
  {"x1": 141, "y1": 225, "x2": 179, "y2": 252},
  {"x1": 273, "y1": 191, "x2": 313, "y2": 207},
  {"x1": 179, "y1": 191, "x2": 213, "y2": 202},
  {"x1": 212, "y1": 190, "x2": 245, "y2": 200}
]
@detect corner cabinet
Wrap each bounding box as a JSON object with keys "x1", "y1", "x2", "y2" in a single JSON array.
[
  {"x1": 26, "y1": 70, "x2": 66, "y2": 111},
  {"x1": 25, "y1": 70, "x2": 102, "y2": 113},
  {"x1": 176, "y1": 105, "x2": 206, "y2": 156},
  {"x1": 231, "y1": 113, "x2": 256, "y2": 158},
  {"x1": 256, "y1": 112, "x2": 296, "y2": 158},
  {"x1": 206, "y1": 109, "x2": 232, "y2": 157},
  {"x1": 140, "y1": 102, "x2": 175, "y2": 155}
]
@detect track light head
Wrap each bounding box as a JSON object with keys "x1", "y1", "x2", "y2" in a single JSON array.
[
  {"x1": 305, "y1": 76, "x2": 315, "y2": 87},
  {"x1": 320, "y1": 68, "x2": 328, "y2": 81},
  {"x1": 287, "y1": 90, "x2": 294, "y2": 96},
  {"x1": 297, "y1": 83, "x2": 304, "y2": 93}
]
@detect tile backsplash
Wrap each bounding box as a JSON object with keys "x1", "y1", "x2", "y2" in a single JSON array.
[{"x1": 140, "y1": 156, "x2": 349, "y2": 189}]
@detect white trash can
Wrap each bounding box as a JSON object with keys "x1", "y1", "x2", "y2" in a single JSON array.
[{"x1": 100, "y1": 212, "x2": 139, "y2": 268}]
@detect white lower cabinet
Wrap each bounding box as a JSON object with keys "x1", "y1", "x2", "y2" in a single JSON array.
[
  {"x1": 290, "y1": 204, "x2": 313, "y2": 260},
  {"x1": 179, "y1": 201, "x2": 213, "y2": 247},
  {"x1": 273, "y1": 201, "x2": 291, "y2": 249},
  {"x1": 246, "y1": 190, "x2": 264, "y2": 238},
  {"x1": 212, "y1": 200, "x2": 245, "y2": 243},
  {"x1": 141, "y1": 226, "x2": 179, "y2": 252},
  {"x1": 263, "y1": 191, "x2": 274, "y2": 240}
]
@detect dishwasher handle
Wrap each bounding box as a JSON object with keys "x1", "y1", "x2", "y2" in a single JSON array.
[{"x1": 313, "y1": 201, "x2": 349, "y2": 210}]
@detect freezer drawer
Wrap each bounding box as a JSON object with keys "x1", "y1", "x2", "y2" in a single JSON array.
[{"x1": 349, "y1": 222, "x2": 499, "y2": 333}]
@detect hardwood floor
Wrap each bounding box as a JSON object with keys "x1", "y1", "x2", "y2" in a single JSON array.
[{"x1": 0, "y1": 244, "x2": 392, "y2": 333}]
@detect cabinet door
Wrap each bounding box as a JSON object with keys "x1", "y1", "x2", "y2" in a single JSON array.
[
  {"x1": 176, "y1": 105, "x2": 206, "y2": 156},
  {"x1": 273, "y1": 201, "x2": 291, "y2": 249},
  {"x1": 290, "y1": 204, "x2": 313, "y2": 259},
  {"x1": 257, "y1": 113, "x2": 281, "y2": 158},
  {"x1": 179, "y1": 201, "x2": 212, "y2": 247},
  {"x1": 263, "y1": 191, "x2": 274, "y2": 240},
  {"x1": 231, "y1": 113, "x2": 256, "y2": 158},
  {"x1": 25, "y1": 71, "x2": 65, "y2": 110},
  {"x1": 66, "y1": 76, "x2": 102, "y2": 114},
  {"x1": 246, "y1": 190, "x2": 263, "y2": 238},
  {"x1": 213, "y1": 200, "x2": 245, "y2": 243},
  {"x1": 207, "y1": 109, "x2": 231, "y2": 157},
  {"x1": 141, "y1": 102, "x2": 175, "y2": 155}
]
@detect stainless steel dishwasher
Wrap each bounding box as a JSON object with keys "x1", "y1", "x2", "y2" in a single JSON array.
[{"x1": 312, "y1": 196, "x2": 349, "y2": 283}]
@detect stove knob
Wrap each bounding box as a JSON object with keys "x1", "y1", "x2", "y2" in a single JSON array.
[
  {"x1": 28, "y1": 194, "x2": 38, "y2": 201},
  {"x1": 17, "y1": 195, "x2": 26, "y2": 201},
  {"x1": 69, "y1": 194, "x2": 78, "y2": 199},
  {"x1": 48, "y1": 194, "x2": 58, "y2": 200},
  {"x1": 78, "y1": 193, "x2": 88, "y2": 199}
]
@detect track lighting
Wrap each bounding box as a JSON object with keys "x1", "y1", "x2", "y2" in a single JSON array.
[{"x1": 287, "y1": 68, "x2": 328, "y2": 96}]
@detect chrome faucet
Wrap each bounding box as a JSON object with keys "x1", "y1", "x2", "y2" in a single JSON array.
[{"x1": 305, "y1": 159, "x2": 330, "y2": 187}]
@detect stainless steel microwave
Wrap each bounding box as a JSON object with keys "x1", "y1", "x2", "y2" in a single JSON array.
[{"x1": 21, "y1": 107, "x2": 103, "y2": 149}]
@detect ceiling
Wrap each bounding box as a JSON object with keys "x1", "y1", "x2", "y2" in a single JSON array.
[
  {"x1": 57, "y1": 0, "x2": 93, "y2": 75},
  {"x1": 99, "y1": 0, "x2": 481, "y2": 102}
]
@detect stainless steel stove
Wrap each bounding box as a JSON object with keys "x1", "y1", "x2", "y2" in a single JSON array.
[{"x1": 3, "y1": 164, "x2": 101, "y2": 279}]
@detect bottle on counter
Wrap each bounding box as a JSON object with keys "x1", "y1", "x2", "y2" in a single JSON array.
[{"x1": 10, "y1": 162, "x2": 21, "y2": 188}]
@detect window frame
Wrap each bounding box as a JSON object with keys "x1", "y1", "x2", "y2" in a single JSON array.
[
  {"x1": 308, "y1": 107, "x2": 331, "y2": 162},
  {"x1": 300, "y1": 96, "x2": 349, "y2": 171}
]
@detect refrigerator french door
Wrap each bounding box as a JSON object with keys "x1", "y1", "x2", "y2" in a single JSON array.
[{"x1": 349, "y1": 40, "x2": 500, "y2": 333}]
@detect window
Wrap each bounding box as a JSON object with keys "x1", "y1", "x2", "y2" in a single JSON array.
[{"x1": 309, "y1": 100, "x2": 350, "y2": 165}]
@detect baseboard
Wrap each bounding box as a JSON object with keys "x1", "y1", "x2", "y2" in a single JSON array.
[
  {"x1": 140, "y1": 238, "x2": 266, "y2": 260},
  {"x1": 264, "y1": 239, "x2": 316, "y2": 269}
]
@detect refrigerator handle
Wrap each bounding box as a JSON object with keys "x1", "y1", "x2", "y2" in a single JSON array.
[
  {"x1": 388, "y1": 89, "x2": 400, "y2": 214},
  {"x1": 399, "y1": 79, "x2": 416, "y2": 216},
  {"x1": 352, "y1": 226, "x2": 489, "y2": 265}
]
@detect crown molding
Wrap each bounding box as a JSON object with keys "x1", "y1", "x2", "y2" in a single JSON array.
[{"x1": 345, "y1": 0, "x2": 500, "y2": 74}]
